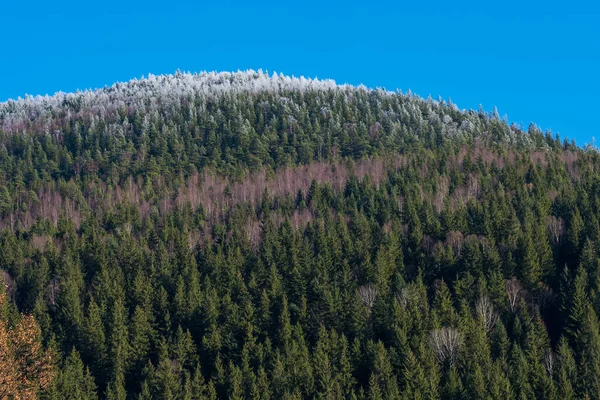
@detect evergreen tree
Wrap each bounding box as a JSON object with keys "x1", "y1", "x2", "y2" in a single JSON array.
[{"x1": 48, "y1": 348, "x2": 98, "y2": 400}]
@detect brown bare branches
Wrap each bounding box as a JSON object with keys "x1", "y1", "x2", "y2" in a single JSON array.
[
  {"x1": 546, "y1": 216, "x2": 565, "y2": 246},
  {"x1": 0, "y1": 157, "x2": 401, "y2": 233}
]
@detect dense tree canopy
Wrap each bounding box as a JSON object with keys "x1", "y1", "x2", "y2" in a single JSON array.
[{"x1": 0, "y1": 71, "x2": 599, "y2": 399}]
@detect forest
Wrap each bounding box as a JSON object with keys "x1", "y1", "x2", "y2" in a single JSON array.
[{"x1": 1, "y1": 70, "x2": 600, "y2": 399}]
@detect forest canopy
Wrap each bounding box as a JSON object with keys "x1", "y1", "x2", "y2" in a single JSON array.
[{"x1": 0, "y1": 70, "x2": 599, "y2": 399}]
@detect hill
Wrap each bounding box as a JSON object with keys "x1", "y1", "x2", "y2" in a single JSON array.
[{"x1": 1, "y1": 71, "x2": 599, "y2": 399}]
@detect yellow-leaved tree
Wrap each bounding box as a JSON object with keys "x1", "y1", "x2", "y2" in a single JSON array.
[{"x1": 0, "y1": 292, "x2": 55, "y2": 400}]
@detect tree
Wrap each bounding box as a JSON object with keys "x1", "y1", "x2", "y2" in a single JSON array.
[
  {"x1": 564, "y1": 267, "x2": 588, "y2": 346},
  {"x1": 555, "y1": 336, "x2": 577, "y2": 400},
  {"x1": 574, "y1": 305, "x2": 600, "y2": 397},
  {"x1": 48, "y1": 348, "x2": 97, "y2": 400},
  {"x1": 429, "y1": 327, "x2": 462, "y2": 367},
  {"x1": 371, "y1": 342, "x2": 400, "y2": 399},
  {"x1": 567, "y1": 208, "x2": 584, "y2": 263},
  {"x1": 107, "y1": 297, "x2": 131, "y2": 388},
  {"x1": 129, "y1": 306, "x2": 153, "y2": 375},
  {"x1": 518, "y1": 231, "x2": 541, "y2": 289},
  {"x1": 358, "y1": 284, "x2": 377, "y2": 315},
  {"x1": 0, "y1": 293, "x2": 55, "y2": 399},
  {"x1": 0, "y1": 186, "x2": 12, "y2": 216},
  {"x1": 475, "y1": 296, "x2": 498, "y2": 333}
]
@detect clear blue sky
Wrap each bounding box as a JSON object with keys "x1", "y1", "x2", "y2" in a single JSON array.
[{"x1": 1, "y1": 1, "x2": 598, "y2": 145}]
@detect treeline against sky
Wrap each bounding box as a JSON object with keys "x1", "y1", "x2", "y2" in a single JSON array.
[{"x1": 1, "y1": 71, "x2": 599, "y2": 399}]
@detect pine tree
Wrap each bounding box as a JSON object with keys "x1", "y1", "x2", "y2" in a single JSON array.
[
  {"x1": 155, "y1": 339, "x2": 180, "y2": 399},
  {"x1": 228, "y1": 361, "x2": 244, "y2": 400},
  {"x1": 129, "y1": 306, "x2": 153, "y2": 374},
  {"x1": 442, "y1": 365, "x2": 463, "y2": 400},
  {"x1": 105, "y1": 370, "x2": 127, "y2": 400},
  {"x1": 371, "y1": 342, "x2": 400, "y2": 399},
  {"x1": 575, "y1": 305, "x2": 600, "y2": 397},
  {"x1": 313, "y1": 326, "x2": 334, "y2": 398},
  {"x1": 107, "y1": 297, "x2": 132, "y2": 387},
  {"x1": 50, "y1": 348, "x2": 98, "y2": 400},
  {"x1": 55, "y1": 253, "x2": 85, "y2": 346},
  {"x1": 567, "y1": 208, "x2": 584, "y2": 263},
  {"x1": 432, "y1": 280, "x2": 456, "y2": 327},
  {"x1": 81, "y1": 297, "x2": 107, "y2": 383},
  {"x1": 556, "y1": 336, "x2": 577, "y2": 400},
  {"x1": 518, "y1": 231, "x2": 541, "y2": 289},
  {"x1": 564, "y1": 267, "x2": 588, "y2": 346}
]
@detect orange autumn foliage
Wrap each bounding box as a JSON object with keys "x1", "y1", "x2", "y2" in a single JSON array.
[{"x1": 0, "y1": 293, "x2": 55, "y2": 400}]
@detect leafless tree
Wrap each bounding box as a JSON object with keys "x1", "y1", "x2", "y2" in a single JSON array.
[
  {"x1": 467, "y1": 174, "x2": 480, "y2": 199},
  {"x1": 429, "y1": 327, "x2": 462, "y2": 366},
  {"x1": 358, "y1": 284, "x2": 377, "y2": 313},
  {"x1": 397, "y1": 196, "x2": 405, "y2": 216},
  {"x1": 434, "y1": 176, "x2": 450, "y2": 213},
  {"x1": 546, "y1": 216, "x2": 565, "y2": 245},
  {"x1": 188, "y1": 229, "x2": 203, "y2": 251},
  {"x1": 445, "y1": 231, "x2": 464, "y2": 257},
  {"x1": 544, "y1": 350, "x2": 555, "y2": 376},
  {"x1": 506, "y1": 278, "x2": 523, "y2": 313},
  {"x1": 476, "y1": 296, "x2": 498, "y2": 332},
  {"x1": 245, "y1": 218, "x2": 262, "y2": 249},
  {"x1": 561, "y1": 151, "x2": 579, "y2": 179},
  {"x1": 422, "y1": 235, "x2": 434, "y2": 254},
  {"x1": 31, "y1": 235, "x2": 51, "y2": 252},
  {"x1": 45, "y1": 278, "x2": 60, "y2": 307}
]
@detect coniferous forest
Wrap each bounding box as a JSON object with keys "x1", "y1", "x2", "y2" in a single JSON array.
[{"x1": 1, "y1": 70, "x2": 600, "y2": 399}]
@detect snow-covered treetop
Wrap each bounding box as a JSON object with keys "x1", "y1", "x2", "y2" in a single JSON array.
[
  {"x1": 0, "y1": 69, "x2": 542, "y2": 150},
  {"x1": 0, "y1": 70, "x2": 362, "y2": 132}
]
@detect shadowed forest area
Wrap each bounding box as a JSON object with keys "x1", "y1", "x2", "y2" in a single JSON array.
[{"x1": 1, "y1": 71, "x2": 600, "y2": 399}]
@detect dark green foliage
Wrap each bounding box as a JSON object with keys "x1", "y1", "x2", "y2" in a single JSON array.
[
  {"x1": 1, "y1": 72, "x2": 599, "y2": 398},
  {"x1": 42, "y1": 348, "x2": 98, "y2": 400}
]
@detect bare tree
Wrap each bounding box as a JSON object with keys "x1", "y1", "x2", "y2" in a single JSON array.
[
  {"x1": 429, "y1": 327, "x2": 462, "y2": 366},
  {"x1": 506, "y1": 278, "x2": 523, "y2": 313},
  {"x1": 45, "y1": 278, "x2": 60, "y2": 307},
  {"x1": 475, "y1": 296, "x2": 498, "y2": 332},
  {"x1": 467, "y1": 174, "x2": 480, "y2": 199},
  {"x1": 546, "y1": 216, "x2": 565, "y2": 245},
  {"x1": 445, "y1": 231, "x2": 464, "y2": 257},
  {"x1": 245, "y1": 218, "x2": 262, "y2": 249},
  {"x1": 544, "y1": 350, "x2": 555, "y2": 376},
  {"x1": 434, "y1": 175, "x2": 450, "y2": 213},
  {"x1": 358, "y1": 284, "x2": 377, "y2": 313}
]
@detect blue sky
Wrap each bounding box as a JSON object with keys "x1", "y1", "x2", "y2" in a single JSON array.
[{"x1": 1, "y1": 1, "x2": 598, "y2": 145}]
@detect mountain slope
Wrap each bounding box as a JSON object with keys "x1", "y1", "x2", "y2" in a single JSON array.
[{"x1": 0, "y1": 71, "x2": 599, "y2": 399}]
